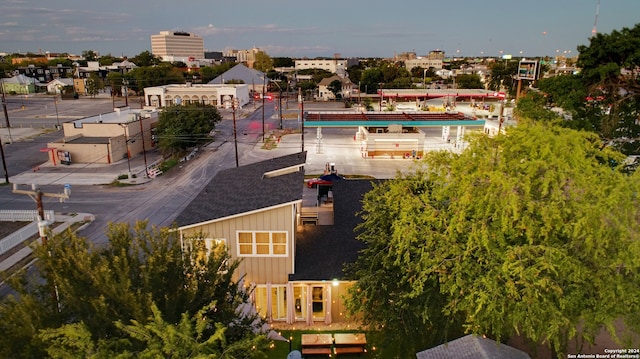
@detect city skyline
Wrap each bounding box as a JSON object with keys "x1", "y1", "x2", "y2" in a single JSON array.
[{"x1": 1, "y1": 0, "x2": 639, "y2": 59}]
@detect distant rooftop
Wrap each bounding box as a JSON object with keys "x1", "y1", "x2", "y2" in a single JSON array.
[{"x1": 72, "y1": 107, "x2": 158, "y2": 126}]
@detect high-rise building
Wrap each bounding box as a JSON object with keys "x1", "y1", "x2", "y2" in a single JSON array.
[{"x1": 150, "y1": 31, "x2": 204, "y2": 60}]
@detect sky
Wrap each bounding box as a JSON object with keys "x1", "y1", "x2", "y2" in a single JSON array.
[{"x1": 1, "y1": 0, "x2": 639, "y2": 59}]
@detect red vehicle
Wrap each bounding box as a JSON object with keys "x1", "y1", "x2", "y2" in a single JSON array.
[{"x1": 307, "y1": 173, "x2": 343, "y2": 188}]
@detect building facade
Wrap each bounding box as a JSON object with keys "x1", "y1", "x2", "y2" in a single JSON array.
[
  {"x1": 175, "y1": 153, "x2": 360, "y2": 327},
  {"x1": 46, "y1": 107, "x2": 158, "y2": 165},
  {"x1": 143, "y1": 83, "x2": 250, "y2": 109},
  {"x1": 294, "y1": 59, "x2": 358, "y2": 77},
  {"x1": 151, "y1": 31, "x2": 205, "y2": 60}
]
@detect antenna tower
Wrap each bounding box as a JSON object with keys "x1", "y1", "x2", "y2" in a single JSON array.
[{"x1": 591, "y1": 0, "x2": 600, "y2": 37}]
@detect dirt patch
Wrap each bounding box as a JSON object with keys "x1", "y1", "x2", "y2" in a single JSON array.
[{"x1": 0, "y1": 221, "x2": 30, "y2": 239}]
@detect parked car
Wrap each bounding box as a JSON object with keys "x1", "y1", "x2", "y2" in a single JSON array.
[{"x1": 307, "y1": 173, "x2": 344, "y2": 188}]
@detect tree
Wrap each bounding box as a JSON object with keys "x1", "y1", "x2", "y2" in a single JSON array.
[
  {"x1": 574, "y1": 23, "x2": 640, "y2": 140},
  {"x1": 327, "y1": 79, "x2": 343, "y2": 100},
  {"x1": 346, "y1": 122, "x2": 640, "y2": 358},
  {"x1": 0, "y1": 221, "x2": 269, "y2": 358},
  {"x1": 487, "y1": 60, "x2": 518, "y2": 95},
  {"x1": 513, "y1": 91, "x2": 561, "y2": 122},
  {"x1": 128, "y1": 63, "x2": 185, "y2": 89},
  {"x1": 85, "y1": 73, "x2": 103, "y2": 98},
  {"x1": 156, "y1": 103, "x2": 220, "y2": 155},
  {"x1": 130, "y1": 50, "x2": 162, "y2": 67},
  {"x1": 454, "y1": 73, "x2": 483, "y2": 89},
  {"x1": 272, "y1": 57, "x2": 294, "y2": 68},
  {"x1": 253, "y1": 51, "x2": 273, "y2": 73},
  {"x1": 81, "y1": 50, "x2": 98, "y2": 62}
]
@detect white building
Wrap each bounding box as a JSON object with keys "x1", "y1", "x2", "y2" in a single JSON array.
[
  {"x1": 143, "y1": 83, "x2": 250, "y2": 110},
  {"x1": 294, "y1": 59, "x2": 358, "y2": 77},
  {"x1": 151, "y1": 31, "x2": 205, "y2": 61},
  {"x1": 405, "y1": 57, "x2": 444, "y2": 71},
  {"x1": 317, "y1": 76, "x2": 356, "y2": 101}
]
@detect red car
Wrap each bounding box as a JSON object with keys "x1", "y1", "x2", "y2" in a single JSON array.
[{"x1": 306, "y1": 173, "x2": 343, "y2": 188}]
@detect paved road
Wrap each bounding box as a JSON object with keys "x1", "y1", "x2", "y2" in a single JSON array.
[{"x1": 0, "y1": 96, "x2": 481, "y2": 246}]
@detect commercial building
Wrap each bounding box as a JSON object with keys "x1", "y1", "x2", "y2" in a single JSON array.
[
  {"x1": 143, "y1": 83, "x2": 250, "y2": 109},
  {"x1": 294, "y1": 58, "x2": 359, "y2": 77},
  {"x1": 150, "y1": 31, "x2": 204, "y2": 61},
  {"x1": 46, "y1": 107, "x2": 158, "y2": 165}
]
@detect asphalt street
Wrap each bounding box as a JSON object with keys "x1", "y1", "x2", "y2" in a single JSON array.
[{"x1": 0, "y1": 94, "x2": 495, "y2": 249}]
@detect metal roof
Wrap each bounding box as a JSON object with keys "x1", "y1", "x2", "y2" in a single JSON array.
[{"x1": 303, "y1": 111, "x2": 485, "y2": 127}]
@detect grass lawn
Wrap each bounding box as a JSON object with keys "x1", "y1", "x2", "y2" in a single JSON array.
[{"x1": 264, "y1": 329, "x2": 387, "y2": 359}]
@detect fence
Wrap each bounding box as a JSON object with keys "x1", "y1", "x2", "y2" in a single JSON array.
[
  {"x1": 0, "y1": 209, "x2": 54, "y2": 222},
  {"x1": 0, "y1": 210, "x2": 56, "y2": 255}
]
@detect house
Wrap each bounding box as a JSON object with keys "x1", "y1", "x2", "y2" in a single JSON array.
[
  {"x1": 208, "y1": 63, "x2": 268, "y2": 97},
  {"x1": 46, "y1": 78, "x2": 74, "y2": 94},
  {"x1": 415, "y1": 334, "x2": 531, "y2": 359},
  {"x1": 317, "y1": 75, "x2": 356, "y2": 101},
  {"x1": 0, "y1": 74, "x2": 40, "y2": 94},
  {"x1": 175, "y1": 153, "x2": 372, "y2": 326}
]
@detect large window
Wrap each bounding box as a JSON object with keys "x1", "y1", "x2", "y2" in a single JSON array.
[
  {"x1": 184, "y1": 238, "x2": 227, "y2": 268},
  {"x1": 237, "y1": 231, "x2": 288, "y2": 257},
  {"x1": 255, "y1": 285, "x2": 287, "y2": 321}
]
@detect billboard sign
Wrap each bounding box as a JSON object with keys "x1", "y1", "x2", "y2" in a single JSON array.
[{"x1": 518, "y1": 60, "x2": 539, "y2": 81}]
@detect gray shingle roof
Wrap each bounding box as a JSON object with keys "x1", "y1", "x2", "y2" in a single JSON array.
[
  {"x1": 208, "y1": 63, "x2": 266, "y2": 86},
  {"x1": 290, "y1": 179, "x2": 380, "y2": 281},
  {"x1": 175, "y1": 152, "x2": 307, "y2": 228},
  {"x1": 416, "y1": 335, "x2": 531, "y2": 359}
]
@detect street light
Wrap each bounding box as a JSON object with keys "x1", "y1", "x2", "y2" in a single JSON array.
[
  {"x1": 423, "y1": 69, "x2": 428, "y2": 88},
  {"x1": 270, "y1": 79, "x2": 283, "y2": 130}
]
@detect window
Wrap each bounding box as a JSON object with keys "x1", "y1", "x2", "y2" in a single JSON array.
[
  {"x1": 236, "y1": 231, "x2": 288, "y2": 257},
  {"x1": 187, "y1": 238, "x2": 226, "y2": 262},
  {"x1": 255, "y1": 285, "x2": 287, "y2": 321}
]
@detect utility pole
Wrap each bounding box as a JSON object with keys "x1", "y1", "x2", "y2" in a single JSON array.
[
  {"x1": 1, "y1": 83, "x2": 13, "y2": 143},
  {"x1": 262, "y1": 77, "x2": 266, "y2": 142},
  {"x1": 123, "y1": 79, "x2": 129, "y2": 107},
  {"x1": 0, "y1": 135, "x2": 8, "y2": 183},
  {"x1": 232, "y1": 99, "x2": 239, "y2": 167},
  {"x1": 12, "y1": 184, "x2": 71, "y2": 246},
  {"x1": 138, "y1": 115, "x2": 148, "y2": 177},
  {"x1": 12, "y1": 183, "x2": 70, "y2": 311},
  {"x1": 299, "y1": 87, "x2": 304, "y2": 152}
]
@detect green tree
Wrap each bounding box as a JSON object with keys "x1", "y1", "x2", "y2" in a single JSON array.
[
  {"x1": 513, "y1": 91, "x2": 561, "y2": 122},
  {"x1": 81, "y1": 50, "x2": 98, "y2": 62},
  {"x1": 272, "y1": 57, "x2": 294, "y2": 68},
  {"x1": 85, "y1": 73, "x2": 103, "y2": 98},
  {"x1": 536, "y1": 74, "x2": 587, "y2": 112},
  {"x1": 454, "y1": 73, "x2": 483, "y2": 89},
  {"x1": 346, "y1": 122, "x2": 640, "y2": 358},
  {"x1": 487, "y1": 60, "x2": 518, "y2": 95},
  {"x1": 130, "y1": 50, "x2": 162, "y2": 67},
  {"x1": 360, "y1": 68, "x2": 384, "y2": 94},
  {"x1": 128, "y1": 63, "x2": 185, "y2": 89},
  {"x1": 156, "y1": 103, "x2": 220, "y2": 154},
  {"x1": 253, "y1": 51, "x2": 273, "y2": 73},
  {"x1": 575, "y1": 23, "x2": 640, "y2": 140},
  {"x1": 327, "y1": 79, "x2": 343, "y2": 100},
  {"x1": 0, "y1": 221, "x2": 268, "y2": 358}
]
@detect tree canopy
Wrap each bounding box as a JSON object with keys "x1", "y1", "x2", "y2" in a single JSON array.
[
  {"x1": 0, "y1": 221, "x2": 269, "y2": 358},
  {"x1": 535, "y1": 23, "x2": 640, "y2": 148},
  {"x1": 346, "y1": 121, "x2": 640, "y2": 358},
  {"x1": 156, "y1": 103, "x2": 220, "y2": 155}
]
